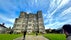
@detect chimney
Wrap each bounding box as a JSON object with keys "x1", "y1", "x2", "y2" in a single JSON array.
[{"x1": 2, "y1": 23, "x2": 5, "y2": 26}]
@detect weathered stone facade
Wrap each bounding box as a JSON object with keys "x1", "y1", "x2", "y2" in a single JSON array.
[{"x1": 13, "y1": 11, "x2": 45, "y2": 33}]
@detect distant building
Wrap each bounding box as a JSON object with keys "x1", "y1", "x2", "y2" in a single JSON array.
[
  {"x1": 0, "y1": 23, "x2": 7, "y2": 33},
  {"x1": 13, "y1": 11, "x2": 45, "y2": 33},
  {"x1": 45, "y1": 28, "x2": 63, "y2": 34}
]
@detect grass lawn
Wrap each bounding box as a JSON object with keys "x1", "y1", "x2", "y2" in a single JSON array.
[
  {"x1": 43, "y1": 34, "x2": 66, "y2": 40},
  {"x1": 0, "y1": 34, "x2": 22, "y2": 40}
]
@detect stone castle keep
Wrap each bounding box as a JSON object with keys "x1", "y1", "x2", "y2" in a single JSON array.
[{"x1": 13, "y1": 11, "x2": 45, "y2": 33}]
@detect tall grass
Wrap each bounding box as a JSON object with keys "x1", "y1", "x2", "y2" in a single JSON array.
[
  {"x1": 0, "y1": 34, "x2": 22, "y2": 40},
  {"x1": 44, "y1": 34, "x2": 66, "y2": 40}
]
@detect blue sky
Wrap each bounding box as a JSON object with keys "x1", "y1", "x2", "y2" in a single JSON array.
[{"x1": 0, "y1": 0, "x2": 71, "y2": 29}]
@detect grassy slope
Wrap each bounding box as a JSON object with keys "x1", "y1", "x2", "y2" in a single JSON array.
[
  {"x1": 43, "y1": 34, "x2": 66, "y2": 40},
  {"x1": 0, "y1": 34, "x2": 22, "y2": 40}
]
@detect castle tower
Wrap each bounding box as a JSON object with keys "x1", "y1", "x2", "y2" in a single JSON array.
[
  {"x1": 13, "y1": 11, "x2": 45, "y2": 33},
  {"x1": 37, "y1": 11, "x2": 45, "y2": 33},
  {"x1": 13, "y1": 12, "x2": 27, "y2": 33}
]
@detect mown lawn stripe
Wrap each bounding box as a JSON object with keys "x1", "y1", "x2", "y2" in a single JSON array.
[
  {"x1": 0, "y1": 34, "x2": 22, "y2": 40},
  {"x1": 43, "y1": 34, "x2": 66, "y2": 40}
]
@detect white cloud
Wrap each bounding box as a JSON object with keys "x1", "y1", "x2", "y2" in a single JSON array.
[
  {"x1": 59, "y1": 7, "x2": 71, "y2": 17},
  {"x1": 0, "y1": 0, "x2": 71, "y2": 29},
  {"x1": 0, "y1": 14, "x2": 15, "y2": 28},
  {"x1": 45, "y1": 18, "x2": 71, "y2": 29},
  {"x1": 48, "y1": 0, "x2": 70, "y2": 17},
  {"x1": 5, "y1": 23, "x2": 13, "y2": 28},
  {"x1": 44, "y1": 0, "x2": 71, "y2": 29},
  {"x1": 35, "y1": 0, "x2": 38, "y2": 3},
  {"x1": 0, "y1": 14, "x2": 15, "y2": 24}
]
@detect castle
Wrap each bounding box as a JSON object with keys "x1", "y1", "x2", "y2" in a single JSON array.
[{"x1": 13, "y1": 11, "x2": 45, "y2": 33}]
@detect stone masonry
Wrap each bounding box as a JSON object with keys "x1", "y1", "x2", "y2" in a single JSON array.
[{"x1": 13, "y1": 11, "x2": 45, "y2": 33}]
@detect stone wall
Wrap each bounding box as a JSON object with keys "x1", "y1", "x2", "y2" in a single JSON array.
[{"x1": 13, "y1": 11, "x2": 45, "y2": 33}]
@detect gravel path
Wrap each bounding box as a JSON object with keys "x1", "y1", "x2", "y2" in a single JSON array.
[{"x1": 13, "y1": 35, "x2": 49, "y2": 40}]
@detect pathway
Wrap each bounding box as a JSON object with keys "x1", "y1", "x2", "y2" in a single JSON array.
[{"x1": 13, "y1": 35, "x2": 49, "y2": 40}]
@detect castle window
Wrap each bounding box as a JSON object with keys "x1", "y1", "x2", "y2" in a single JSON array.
[
  {"x1": 29, "y1": 20, "x2": 31, "y2": 22},
  {"x1": 34, "y1": 18, "x2": 36, "y2": 20},
  {"x1": 19, "y1": 21, "x2": 21, "y2": 22},
  {"x1": 28, "y1": 24, "x2": 31, "y2": 26},
  {"x1": 16, "y1": 24, "x2": 20, "y2": 27}
]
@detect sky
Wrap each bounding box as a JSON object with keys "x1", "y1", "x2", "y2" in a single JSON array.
[{"x1": 0, "y1": 0, "x2": 71, "y2": 29}]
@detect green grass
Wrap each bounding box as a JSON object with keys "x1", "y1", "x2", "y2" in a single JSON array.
[
  {"x1": 0, "y1": 33, "x2": 66, "y2": 40},
  {"x1": 0, "y1": 34, "x2": 22, "y2": 40},
  {"x1": 44, "y1": 34, "x2": 66, "y2": 40}
]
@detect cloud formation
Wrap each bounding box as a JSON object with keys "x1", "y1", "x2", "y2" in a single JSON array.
[{"x1": 0, "y1": 0, "x2": 71, "y2": 29}]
